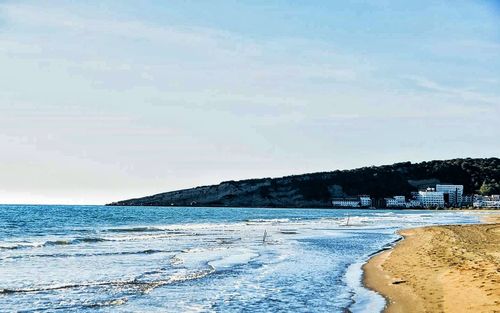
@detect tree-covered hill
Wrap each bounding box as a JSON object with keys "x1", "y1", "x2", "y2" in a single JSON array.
[{"x1": 108, "y1": 158, "x2": 500, "y2": 208}]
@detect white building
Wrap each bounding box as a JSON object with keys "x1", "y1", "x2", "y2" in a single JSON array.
[
  {"x1": 332, "y1": 196, "x2": 372, "y2": 208},
  {"x1": 473, "y1": 200, "x2": 500, "y2": 208},
  {"x1": 394, "y1": 196, "x2": 405, "y2": 202},
  {"x1": 407, "y1": 199, "x2": 422, "y2": 208},
  {"x1": 385, "y1": 198, "x2": 399, "y2": 207},
  {"x1": 384, "y1": 196, "x2": 422, "y2": 208},
  {"x1": 385, "y1": 196, "x2": 406, "y2": 208},
  {"x1": 332, "y1": 198, "x2": 361, "y2": 208},
  {"x1": 436, "y1": 184, "x2": 464, "y2": 206},
  {"x1": 417, "y1": 190, "x2": 445, "y2": 208},
  {"x1": 473, "y1": 195, "x2": 500, "y2": 208},
  {"x1": 359, "y1": 196, "x2": 372, "y2": 207}
]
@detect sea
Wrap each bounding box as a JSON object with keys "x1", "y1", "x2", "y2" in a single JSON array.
[{"x1": 0, "y1": 205, "x2": 484, "y2": 312}]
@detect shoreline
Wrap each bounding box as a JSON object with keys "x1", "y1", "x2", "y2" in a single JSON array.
[{"x1": 363, "y1": 213, "x2": 500, "y2": 313}]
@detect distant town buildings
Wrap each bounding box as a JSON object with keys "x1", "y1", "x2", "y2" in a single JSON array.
[{"x1": 331, "y1": 183, "x2": 499, "y2": 209}]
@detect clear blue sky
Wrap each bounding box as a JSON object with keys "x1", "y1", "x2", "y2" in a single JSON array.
[{"x1": 1, "y1": 0, "x2": 499, "y2": 204}]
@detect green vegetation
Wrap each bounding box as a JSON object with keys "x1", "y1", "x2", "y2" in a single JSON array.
[
  {"x1": 108, "y1": 158, "x2": 500, "y2": 208},
  {"x1": 479, "y1": 180, "x2": 499, "y2": 195}
]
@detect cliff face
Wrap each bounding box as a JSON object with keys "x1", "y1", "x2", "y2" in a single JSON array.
[{"x1": 108, "y1": 158, "x2": 500, "y2": 208}]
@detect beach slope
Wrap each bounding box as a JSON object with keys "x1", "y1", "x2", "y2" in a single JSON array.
[{"x1": 364, "y1": 216, "x2": 500, "y2": 313}]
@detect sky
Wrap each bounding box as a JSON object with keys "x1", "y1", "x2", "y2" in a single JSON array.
[{"x1": 1, "y1": 0, "x2": 499, "y2": 204}]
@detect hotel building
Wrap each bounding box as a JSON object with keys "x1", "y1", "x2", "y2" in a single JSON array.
[
  {"x1": 416, "y1": 189, "x2": 445, "y2": 208},
  {"x1": 385, "y1": 196, "x2": 406, "y2": 208},
  {"x1": 436, "y1": 184, "x2": 463, "y2": 206}
]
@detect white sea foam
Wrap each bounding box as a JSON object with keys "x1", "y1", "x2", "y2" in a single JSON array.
[
  {"x1": 345, "y1": 262, "x2": 386, "y2": 313},
  {"x1": 209, "y1": 251, "x2": 259, "y2": 268}
]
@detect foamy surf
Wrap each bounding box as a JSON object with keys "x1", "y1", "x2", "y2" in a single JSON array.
[{"x1": 345, "y1": 262, "x2": 386, "y2": 313}]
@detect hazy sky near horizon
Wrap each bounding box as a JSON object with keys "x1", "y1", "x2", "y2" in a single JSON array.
[{"x1": 1, "y1": 1, "x2": 499, "y2": 204}]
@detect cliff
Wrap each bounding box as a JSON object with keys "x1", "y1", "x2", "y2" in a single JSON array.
[{"x1": 108, "y1": 158, "x2": 500, "y2": 208}]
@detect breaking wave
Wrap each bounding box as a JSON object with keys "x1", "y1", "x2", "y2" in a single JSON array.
[
  {"x1": 0, "y1": 237, "x2": 109, "y2": 251},
  {"x1": 1, "y1": 249, "x2": 174, "y2": 260},
  {"x1": 0, "y1": 266, "x2": 216, "y2": 295}
]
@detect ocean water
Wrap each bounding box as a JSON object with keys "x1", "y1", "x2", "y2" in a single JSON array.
[{"x1": 0, "y1": 205, "x2": 482, "y2": 312}]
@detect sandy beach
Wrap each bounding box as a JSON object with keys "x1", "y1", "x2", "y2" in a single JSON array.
[{"x1": 364, "y1": 214, "x2": 500, "y2": 313}]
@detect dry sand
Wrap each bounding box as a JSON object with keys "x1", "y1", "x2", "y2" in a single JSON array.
[{"x1": 364, "y1": 214, "x2": 500, "y2": 313}]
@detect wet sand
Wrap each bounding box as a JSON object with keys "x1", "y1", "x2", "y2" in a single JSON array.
[{"x1": 364, "y1": 214, "x2": 500, "y2": 313}]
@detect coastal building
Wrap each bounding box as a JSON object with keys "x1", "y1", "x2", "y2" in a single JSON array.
[
  {"x1": 394, "y1": 196, "x2": 406, "y2": 202},
  {"x1": 416, "y1": 189, "x2": 445, "y2": 208},
  {"x1": 407, "y1": 199, "x2": 422, "y2": 208},
  {"x1": 359, "y1": 196, "x2": 372, "y2": 207},
  {"x1": 473, "y1": 195, "x2": 500, "y2": 208},
  {"x1": 385, "y1": 196, "x2": 421, "y2": 208},
  {"x1": 384, "y1": 198, "x2": 398, "y2": 207},
  {"x1": 331, "y1": 198, "x2": 361, "y2": 208},
  {"x1": 385, "y1": 196, "x2": 406, "y2": 208},
  {"x1": 332, "y1": 195, "x2": 372, "y2": 208},
  {"x1": 436, "y1": 184, "x2": 463, "y2": 206}
]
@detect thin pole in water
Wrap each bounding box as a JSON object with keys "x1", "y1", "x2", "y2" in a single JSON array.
[
  {"x1": 346, "y1": 214, "x2": 350, "y2": 226},
  {"x1": 262, "y1": 230, "x2": 267, "y2": 243}
]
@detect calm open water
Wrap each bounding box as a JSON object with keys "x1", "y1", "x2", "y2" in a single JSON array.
[{"x1": 0, "y1": 205, "x2": 482, "y2": 312}]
